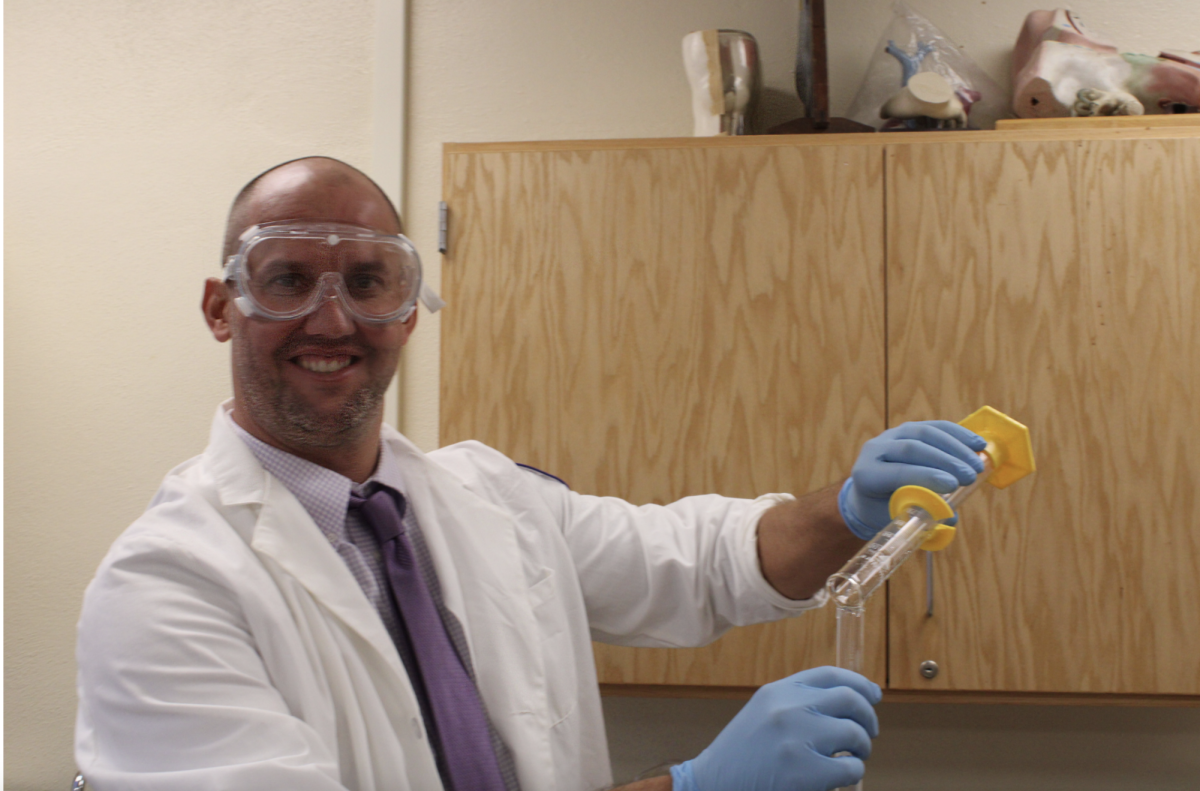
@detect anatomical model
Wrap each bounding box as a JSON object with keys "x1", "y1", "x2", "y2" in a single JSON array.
[
  {"x1": 1012, "y1": 9, "x2": 1200, "y2": 117},
  {"x1": 882, "y1": 72, "x2": 966, "y2": 128},
  {"x1": 682, "y1": 29, "x2": 761, "y2": 136},
  {"x1": 878, "y1": 40, "x2": 978, "y2": 130}
]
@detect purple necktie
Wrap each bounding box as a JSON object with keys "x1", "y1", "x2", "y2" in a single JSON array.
[{"x1": 350, "y1": 486, "x2": 506, "y2": 791}]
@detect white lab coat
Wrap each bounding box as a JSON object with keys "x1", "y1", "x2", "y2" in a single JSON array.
[{"x1": 76, "y1": 403, "x2": 824, "y2": 791}]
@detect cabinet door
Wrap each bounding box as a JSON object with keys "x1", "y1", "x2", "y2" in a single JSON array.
[
  {"x1": 442, "y1": 141, "x2": 887, "y2": 687},
  {"x1": 886, "y1": 135, "x2": 1200, "y2": 694}
]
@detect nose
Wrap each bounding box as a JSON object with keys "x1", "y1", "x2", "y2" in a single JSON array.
[{"x1": 303, "y1": 290, "x2": 356, "y2": 337}]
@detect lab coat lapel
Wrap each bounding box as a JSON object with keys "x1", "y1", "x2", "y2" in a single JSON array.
[
  {"x1": 386, "y1": 429, "x2": 557, "y2": 789},
  {"x1": 205, "y1": 404, "x2": 406, "y2": 680},
  {"x1": 250, "y1": 484, "x2": 406, "y2": 672}
]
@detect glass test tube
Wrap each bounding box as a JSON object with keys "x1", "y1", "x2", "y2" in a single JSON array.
[
  {"x1": 830, "y1": 452, "x2": 993, "y2": 791},
  {"x1": 836, "y1": 602, "x2": 865, "y2": 673},
  {"x1": 834, "y1": 602, "x2": 866, "y2": 791}
]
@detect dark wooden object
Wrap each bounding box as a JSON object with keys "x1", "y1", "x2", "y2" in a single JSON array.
[{"x1": 769, "y1": 0, "x2": 874, "y2": 134}]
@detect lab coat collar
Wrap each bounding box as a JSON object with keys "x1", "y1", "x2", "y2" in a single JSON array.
[{"x1": 206, "y1": 400, "x2": 269, "y2": 508}]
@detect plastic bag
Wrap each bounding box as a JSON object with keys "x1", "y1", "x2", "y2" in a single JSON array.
[{"x1": 845, "y1": 2, "x2": 1008, "y2": 131}]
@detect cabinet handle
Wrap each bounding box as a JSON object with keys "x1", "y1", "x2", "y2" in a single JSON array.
[{"x1": 925, "y1": 550, "x2": 934, "y2": 617}]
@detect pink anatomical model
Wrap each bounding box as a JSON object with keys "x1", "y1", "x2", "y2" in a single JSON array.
[{"x1": 1012, "y1": 9, "x2": 1200, "y2": 117}]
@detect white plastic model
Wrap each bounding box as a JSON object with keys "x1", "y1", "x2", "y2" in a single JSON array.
[
  {"x1": 881, "y1": 71, "x2": 967, "y2": 128},
  {"x1": 682, "y1": 29, "x2": 760, "y2": 136}
]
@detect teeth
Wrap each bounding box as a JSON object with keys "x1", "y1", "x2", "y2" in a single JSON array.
[{"x1": 298, "y1": 356, "x2": 352, "y2": 373}]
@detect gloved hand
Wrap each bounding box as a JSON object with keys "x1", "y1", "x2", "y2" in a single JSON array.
[
  {"x1": 839, "y1": 420, "x2": 987, "y2": 540},
  {"x1": 670, "y1": 666, "x2": 882, "y2": 791}
]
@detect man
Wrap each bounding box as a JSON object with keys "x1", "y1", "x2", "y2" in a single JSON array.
[{"x1": 76, "y1": 157, "x2": 988, "y2": 791}]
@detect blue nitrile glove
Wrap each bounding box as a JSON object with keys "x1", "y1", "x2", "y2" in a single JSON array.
[
  {"x1": 839, "y1": 420, "x2": 987, "y2": 540},
  {"x1": 670, "y1": 666, "x2": 882, "y2": 791}
]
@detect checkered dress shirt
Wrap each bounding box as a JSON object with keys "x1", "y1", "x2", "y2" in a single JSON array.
[{"x1": 227, "y1": 412, "x2": 520, "y2": 791}]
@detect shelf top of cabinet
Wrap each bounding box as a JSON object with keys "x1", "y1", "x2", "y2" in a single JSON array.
[{"x1": 444, "y1": 123, "x2": 1200, "y2": 155}]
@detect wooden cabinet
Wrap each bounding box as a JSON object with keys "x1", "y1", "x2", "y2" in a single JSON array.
[
  {"x1": 886, "y1": 135, "x2": 1200, "y2": 695},
  {"x1": 441, "y1": 129, "x2": 1200, "y2": 700}
]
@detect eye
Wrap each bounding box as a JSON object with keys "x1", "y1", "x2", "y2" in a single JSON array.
[
  {"x1": 259, "y1": 269, "x2": 313, "y2": 295},
  {"x1": 344, "y1": 264, "x2": 393, "y2": 296}
]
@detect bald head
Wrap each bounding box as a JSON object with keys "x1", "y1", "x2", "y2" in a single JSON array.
[{"x1": 222, "y1": 157, "x2": 402, "y2": 262}]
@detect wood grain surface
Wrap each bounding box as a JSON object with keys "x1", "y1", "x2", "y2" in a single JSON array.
[
  {"x1": 442, "y1": 143, "x2": 888, "y2": 685},
  {"x1": 444, "y1": 125, "x2": 1199, "y2": 156},
  {"x1": 996, "y1": 115, "x2": 1200, "y2": 131},
  {"x1": 886, "y1": 136, "x2": 1200, "y2": 694}
]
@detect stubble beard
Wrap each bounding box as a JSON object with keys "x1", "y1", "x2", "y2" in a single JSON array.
[{"x1": 232, "y1": 332, "x2": 392, "y2": 451}]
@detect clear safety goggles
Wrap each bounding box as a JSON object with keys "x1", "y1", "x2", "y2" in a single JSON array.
[{"x1": 222, "y1": 221, "x2": 444, "y2": 325}]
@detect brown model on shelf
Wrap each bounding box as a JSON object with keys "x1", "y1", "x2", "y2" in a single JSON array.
[{"x1": 769, "y1": 0, "x2": 875, "y2": 134}]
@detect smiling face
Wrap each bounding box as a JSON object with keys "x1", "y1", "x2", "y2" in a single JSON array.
[{"x1": 204, "y1": 160, "x2": 416, "y2": 462}]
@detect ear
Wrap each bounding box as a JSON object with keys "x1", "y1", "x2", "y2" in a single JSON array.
[
  {"x1": 398, "y1": 305, "x2": 419, "y2": 346},
  {"x1": 202, "y1": 277, "x2": 234, "y2": 342}
]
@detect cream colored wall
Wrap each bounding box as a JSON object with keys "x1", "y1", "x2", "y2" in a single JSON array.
[
  {"x1": 401, "y1": 0, "x2": 810, "y2": 450},
  {"x1": 4, "y1": 1, "x2": 378, "y2": 787},
  {"x1": 6, "y1": 0, "x2": 1199, "y2": 789}
]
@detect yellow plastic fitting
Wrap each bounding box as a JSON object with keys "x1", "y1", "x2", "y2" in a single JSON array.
[
  {"x1": 959, "y1": 406, "x2": 1036, "y2": 489},
  {"x1": 889, "y1": 484, "x2": 958, "y2": 552}
]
